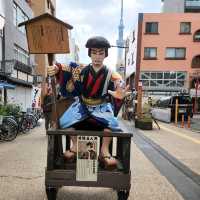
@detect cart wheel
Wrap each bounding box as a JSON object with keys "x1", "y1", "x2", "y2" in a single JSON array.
[
  {"x1": 46, "y1": 187, "x2": 58, "y2": 200},
  {"x1": 117, "y1": 190, "x2": 129, "y2": 200}
]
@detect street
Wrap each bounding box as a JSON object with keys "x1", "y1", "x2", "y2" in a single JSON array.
[{"x1": 0, "y1": 120, "x2": 200, "y2": 200}]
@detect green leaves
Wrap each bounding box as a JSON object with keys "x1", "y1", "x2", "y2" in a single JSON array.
[{"x1": 0, "y1": 104, "x2": 22, "y2": 116}]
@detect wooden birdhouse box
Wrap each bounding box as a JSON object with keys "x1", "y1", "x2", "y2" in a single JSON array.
[{"x1": 18, "y1": 13, "x2": 73, "y2": 54}]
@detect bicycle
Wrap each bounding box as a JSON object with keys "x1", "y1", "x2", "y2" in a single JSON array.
[
  {"x1": 11, "y1": 112, "x2": 31, "y2": 134},
  {"x1": 0, "y1": 115, "x2": 18, "y2": 141}
]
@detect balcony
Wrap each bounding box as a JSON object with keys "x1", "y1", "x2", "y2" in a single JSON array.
[
  {"x1": 0, "y1": 60, "x2": 35, "y2": 86},
  {"x1": 0, "y1": 60, "x2": 33, "y2": 75},
  {"x1": 14, "y1": 60, "x2": 32, "y2": 74},
  {"x1": 185, "y1": 0, "x2": 200, "y2": 12},
  {"x1": 0, "y1": 60, "x2": 15, "y2": 75}
]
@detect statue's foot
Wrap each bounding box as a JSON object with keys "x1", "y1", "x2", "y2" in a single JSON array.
[
  {"x1": 63, "y1": 150, "x2": 77, "y2": 162},
  {"x1": 99, "y1": 153, "x2": 118, "y2": 170}
]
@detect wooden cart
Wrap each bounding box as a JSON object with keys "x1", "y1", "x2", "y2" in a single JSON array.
[{"x1": 45, "y1": 126, "x2": 132, "y2": 200}]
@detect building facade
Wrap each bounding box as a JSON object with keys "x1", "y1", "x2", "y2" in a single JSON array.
[
  {"x1": 136, "y1": 13, "x2": 200, "y2": 98},
  {"x1": 30, "y1": 0, "x2": 56, "y2": 101},
  {"x1": 0, "y1": 0, "x2": 35, "y2": 111},
  {"x1": 0, "y1": 0, "x2": 5, "y2": 62},
  {"x1": 0, "y1": 0, "x2": 5, "y2": 103},
  {"x1": 162, "y1": 0, "x2": 200, "y2": 13},
  {"x1": 125, "y1": 30, "x2": 137, "y2": 89}
]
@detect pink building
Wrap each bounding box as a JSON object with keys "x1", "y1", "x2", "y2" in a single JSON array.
[{"x1": 136, "y1": 13, "x2": 200, "y2": 98}]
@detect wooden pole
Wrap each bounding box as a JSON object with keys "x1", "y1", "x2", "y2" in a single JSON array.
[
  {"x1": 188, "y1": 115, "x2": 191, "y2": 129},
  {"x1": 175, "y1": 97, "x2": 178, "y2": 126},
  {"x1": 137, "y1": 82, "x2": 142, "y2": 119},
  {"x1": 195, "y1": 82, "x2": 197, "y2": 114},
  {"x1": 47, "y1": 53, "x2": 58, "y2": 129}
]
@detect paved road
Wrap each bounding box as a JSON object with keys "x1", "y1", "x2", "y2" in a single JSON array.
[{"x1": 0, "y1": 119, "x2": 199, "y2": 200}]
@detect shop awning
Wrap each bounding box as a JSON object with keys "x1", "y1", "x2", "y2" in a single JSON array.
[{"x1": 0, "y1": 82, "x2": 16, "y2": 89}]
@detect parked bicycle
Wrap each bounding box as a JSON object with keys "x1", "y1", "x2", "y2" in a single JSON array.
[
  {"x1": 11, "y1": 112, "x2": 31, "y2": 134},
  {"x1": 0, "y1": 115, "x2": 18, "y2": 141}
]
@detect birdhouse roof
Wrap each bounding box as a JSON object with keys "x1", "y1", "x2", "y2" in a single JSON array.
[{"x1": 18, "y1": 13, "x2": 73, "y2": 30}]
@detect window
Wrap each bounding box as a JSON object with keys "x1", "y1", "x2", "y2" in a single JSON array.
[
  {"x1": 177, "y1": 80, "x2": 184, "y2": 87},
  {"x1": 14, "y1": 45, "x2": 29, "y2": 65},
  {"x1": 140, "y1": 71, "x2": 186, "y2": 88},
  {"x1": 180, "y1": 22, "x2": 191, "y2": 34},
  {"x1": 144, "y1": 47, "x2": 157, "y2": 59},
  {"x1": 170, "y1": 72, "x2": 176, "y2": 79},
  {"x1": 193, "y1": 30, "x2": 200, "y2": 42},
  {"x1": 164, "y1": 72, "x2": 170, "y2": 79},
  {"x1": 191, "y1": 55, "x2": 200, "y2": 68},
  {"x1": 142, "y1": 80, "x2": 149, "y2": 86},
  {"x1": 151, "y1": 72, "x2": 156, "y2": 79},
  {"x1": 157, "y1": 72, "x2": 163, "y2": 79},
  {"x1": 150, "y1": 80, "x2": 156, "y2": 87},
  {"x1": 13, "y1": 2, "x2": 28, "y2": 33},
  {"x1": 166, "y1": 48, "x2": 186, "y2": 59},
  {"x1": 145, "y1": 22, "x2": 158, "y2": 34},
  {"x1": 177, "y1": 72, "x2": 186, "y2": 79}
]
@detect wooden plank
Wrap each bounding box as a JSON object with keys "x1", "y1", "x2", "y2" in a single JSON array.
[
  {"x1": 45, "y1": 170, "x2": 131, "y2": 190},
  {"x1": 121, "y1": 137, "x2": 131, "y2": 173},
  {"x1": 47, "y1": 135, "x2": 55, "y2": 170},
  {"x1": 26, "y1": 17, "x2": 70, "y2": 54},
  {"x1": 47, "y1": 129, "x2": 133, "y2": 138}
]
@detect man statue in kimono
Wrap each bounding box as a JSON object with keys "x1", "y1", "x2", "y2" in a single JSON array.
[{"x1": 48, "y1": 36, "x2": 129, "y2": 169}]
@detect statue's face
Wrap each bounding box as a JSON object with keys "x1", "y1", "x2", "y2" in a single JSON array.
[{"x1": 90, "y1": 48, "x2": 106, "y2": 67}]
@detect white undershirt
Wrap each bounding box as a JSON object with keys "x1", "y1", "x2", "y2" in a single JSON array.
[{"x1": 92, "y1": 65, "x2": 102, "y2": 73}]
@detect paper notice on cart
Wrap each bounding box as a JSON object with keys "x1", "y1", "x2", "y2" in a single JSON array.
[{"x1": 76, "y1": 136, "x2": 100, "y2": 182}]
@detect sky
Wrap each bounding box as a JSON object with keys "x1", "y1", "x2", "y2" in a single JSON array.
[{"x1": 56, "y1": 0, "x2": 162, "y2": 69}]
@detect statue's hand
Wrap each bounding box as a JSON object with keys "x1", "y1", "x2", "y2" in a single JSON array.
[
  {"x1": 108, "y1": 85, "x2": 131, "y2": 100},
  {"x1": 47, "y1": 65, "x2": 58, "y2": 76},
  {"x1": 61, "y1": 64, "x2": 71, "y2": 71}
]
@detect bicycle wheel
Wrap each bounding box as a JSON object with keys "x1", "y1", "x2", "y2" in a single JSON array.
[
  {"x1": 21, "y1": 118, "x2": 30, "y2": 133},
  {"x1": 1, "y1": 118, "x2": 18, "y2": 141},
  {"x1": 25, "y1": 114, "x2": 36, "y2": 129}
]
